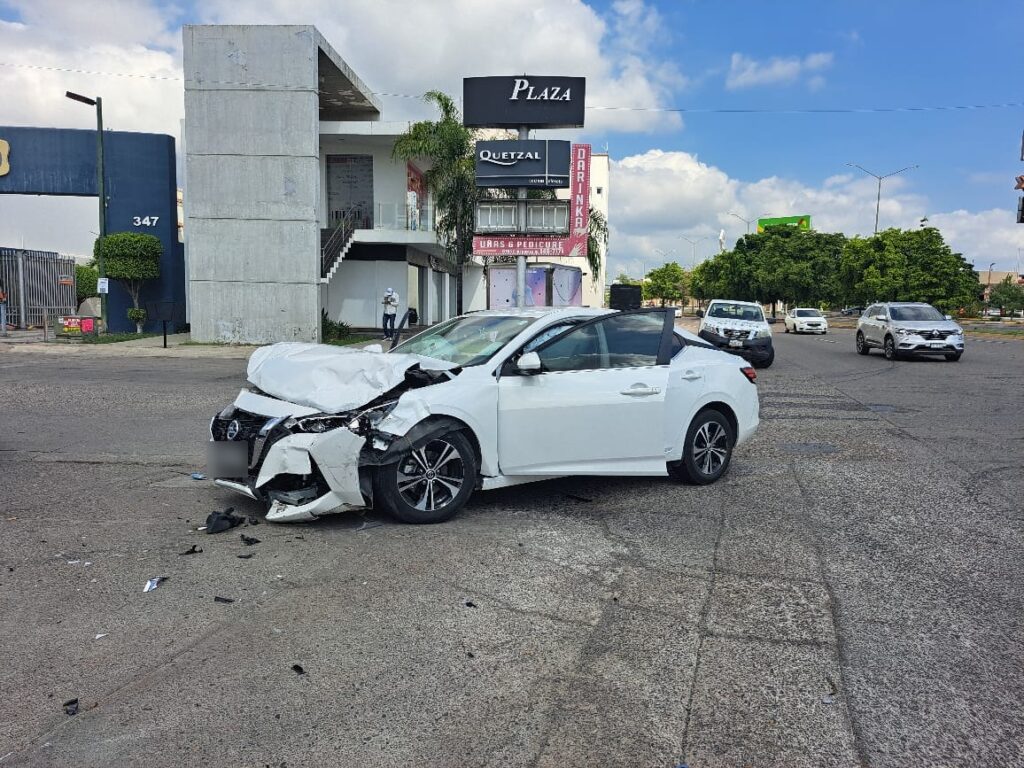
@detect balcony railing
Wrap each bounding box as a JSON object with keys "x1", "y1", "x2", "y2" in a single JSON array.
[
  {"x1": 328, "y1": 200, "x2": 436, "y2": 233},
  {"x1": 475, "y1": 199, "x2": 570, "y2": 235}
]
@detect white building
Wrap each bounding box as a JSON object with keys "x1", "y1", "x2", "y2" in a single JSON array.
[{"x1": 182, "y1": 24, "x2": 605, "y2": 342}]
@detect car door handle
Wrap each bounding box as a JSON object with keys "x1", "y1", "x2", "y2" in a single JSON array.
[
  {"x1": 680, "y1": 370, "x2": 702, "y2": 381},
  {"x1": 621, "y1": 385, "x2": 661, "y2": 396}
]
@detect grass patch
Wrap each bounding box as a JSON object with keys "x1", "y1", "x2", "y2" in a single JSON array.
[{"x1": 79, "y1": 332, "x2": 160, "y2": 344}]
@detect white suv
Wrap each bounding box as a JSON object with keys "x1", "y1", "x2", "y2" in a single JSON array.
[
  {"x1": 856, "y1": 302, "x2": 964, "y2": 361},
  {"x1": 697, "y1": 299, "x2": 775, "y2": 368}
]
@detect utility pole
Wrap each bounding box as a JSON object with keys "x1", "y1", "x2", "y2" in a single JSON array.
[
  {"x1": 846, "y1": 163, "x2": 918, "y2": 234},
  {"x1": 515, "y1": 125, "x2": 529, "y2": 307},
  {"x1": 728, "y1": 212, "x2": 770, "y2": 235},
  {"x1": 678, "y1": 235, "x2": 707, "y2": 269},
  {"x1": 67, "y1": 91, "x2": 107, "y2": 331}
]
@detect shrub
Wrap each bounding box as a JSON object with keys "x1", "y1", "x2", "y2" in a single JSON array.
[
  {"x1": 321, "y1": 309, "x2": 351, "y2": 341},
  {"x1": 75, "y1": 264, "x2": 99, "y2": 304},
  {"x1": 127, "y1": 307, "x2": 147, "y2": 333}
]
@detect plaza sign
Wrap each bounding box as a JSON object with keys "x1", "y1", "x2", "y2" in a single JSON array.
[
  {"x1": 474, "y1": 144, "x2": 591, "y2": 257},
  {"x1": 463, "y1": 76, "x2": 586, "y2": 128},
  {"x1": 475, "y1": 140, "x2": 570, "y2": 188}
]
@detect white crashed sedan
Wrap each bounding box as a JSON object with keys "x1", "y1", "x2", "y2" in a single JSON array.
[{"x1": 208, "y1": 308, "x2": 760, "y2": 524}]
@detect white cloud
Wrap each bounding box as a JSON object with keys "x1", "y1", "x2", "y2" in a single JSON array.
[
  {"x1": 198, "y1": 0, "x2": 685, "y2": 134},
  {"x1": 726, "y1": 51, "x2": 834, "y2": 90},
  {"x1": 606, "y1": 150, "x2": 1024, "y2": 280}
]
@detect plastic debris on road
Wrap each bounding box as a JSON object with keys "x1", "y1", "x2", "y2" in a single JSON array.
[
  {"x1": 240, "y1": 533, "x2": 261, "y2": 546},
  {"x1": 205, "y1": 508, "x2": 244, "y2": 534},
  {"x1": 214, "y1": 596, "x2": 235, "y2": 604},
  {"x1": 178, "y1": 544, "x2": 203, "y2": 556},
  {"x1": 143, "y1": 576, "x2": 168, "y2": 593},
  {"x1": 237, "y1": 553, "x2": 254, "y2": 560},
  {"x1": 62, "y1": 699, "x2": 79, "y2": 716},
  {"x1": 291, "y1": 664, "x2": 306, "y2": 675},
  {"x1": 191, "y1": 472, "x2": 206, "y2": 480},
  {"x1": 94, "y1": 634, "x2": 108, "y2": 640}
]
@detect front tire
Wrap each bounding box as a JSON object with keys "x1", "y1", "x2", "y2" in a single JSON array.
[
  {"x1": 669, "y1": 409, "x2": 735, "y2": 485},
  {"x1": 945, "y1": 352, "x2": 962, "y2": 362},
  {"x1": 753, "y1": 348, "x2": 774, "y2": 369},
  {"x1": 883, "y1": 335, "x2": 899, "y2": 361},
  {"x1": 374, "y1": 430, "x2": 477, "y2": 524},
  {"x1": 856, "y1": 332, "x2": 870, "y2": 355}
]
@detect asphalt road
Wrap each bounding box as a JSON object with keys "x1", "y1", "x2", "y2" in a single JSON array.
[{"x1": 1, "y1": 330, "x2": 1022, "y2": 767}]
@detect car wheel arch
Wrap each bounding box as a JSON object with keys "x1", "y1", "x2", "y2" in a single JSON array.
[
  {"x1": 379, "y1": 415, "x2": 482, "y2": 469},
  {"x1": 670, "y1": 397, "x2": 739, "y2": 454}
]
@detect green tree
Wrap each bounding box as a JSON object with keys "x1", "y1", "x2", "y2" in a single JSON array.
[
  {"x1": 75, "y1": 262, "x2": 99, "y2": 305},
  {"x1": 94, "y1": 232, "x2": 162, "y2": 332},
  {"x1": 989, "y1": 276, "x2": 1024, "y2": 313},
  {"x1": 393, "y1": 91, "x2": 476, "y2": 314},
  {"x1": 644, "y1": 262, "x2": 688, "y2": 306},
  {"x1": 614, "y1": 271, "x2": 641, "y2": 285},
  {"x1": 587, "y1": 207, "x2": 608, "y2": 287}
]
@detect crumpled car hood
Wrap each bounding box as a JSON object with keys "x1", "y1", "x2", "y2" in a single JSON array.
[{"x1": 247, "y1": 342, "x2": 456, "y2": 414}]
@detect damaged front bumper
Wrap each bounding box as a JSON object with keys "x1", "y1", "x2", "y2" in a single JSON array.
[
  {"x1": 698, "y1": 330, "x2": 774, "y2": 364},
  {"x1": 209, "y1": 391, "x2": 393, "y2": 523}
]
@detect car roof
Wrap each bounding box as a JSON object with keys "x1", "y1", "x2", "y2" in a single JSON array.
[
  {"x1": 465, "y1": 307, "x2": 612, "y2": 320},
  {"x1": 880, "y1": 302, "x2": 933, "y2": 306}
]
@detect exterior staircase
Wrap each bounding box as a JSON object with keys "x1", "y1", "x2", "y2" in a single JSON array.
[{"x1": 320, "y1": 218, "x2": 357, "y2": 283}]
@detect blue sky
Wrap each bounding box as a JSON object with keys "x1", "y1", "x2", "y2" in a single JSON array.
[
  {"x1": 1, "y1": 0, "x2": 1022, "y2": 274},
  {"x1": 577, "y1": 0, "x2": 1022, "y2": 214}
]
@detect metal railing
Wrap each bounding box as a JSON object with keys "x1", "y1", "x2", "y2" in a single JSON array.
[
  {"x1": 321, "y1": 217, "x2": 357, "y2": 278},
  {"x1": 373, "y1": 200, "x2": 436, "y2": 232},
  {"x1": 0, "y1": 248, "x2": 77, "y2": 328}
]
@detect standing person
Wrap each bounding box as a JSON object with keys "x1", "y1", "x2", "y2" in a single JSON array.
[{"x1": 382, "y1": 287, "x2": 399, "y2": 339}]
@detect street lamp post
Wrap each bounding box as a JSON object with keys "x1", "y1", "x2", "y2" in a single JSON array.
[
  {"x1": 66, "y1": 90, "x2": 107, "y2": 331},
  {"x1": 728, "y1": 212, "x2": 771, "y2": 235},
  {"x1": 677, "y1": 236, "x2": 707, "y2": 269},
  {"x1": 846, "y1": 162, "x2": 918, "y2": 235}
]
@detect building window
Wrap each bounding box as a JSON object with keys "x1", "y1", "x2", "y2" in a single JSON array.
[{"x1": 595, "y1": 186, "x2": 603, "y2": 195}]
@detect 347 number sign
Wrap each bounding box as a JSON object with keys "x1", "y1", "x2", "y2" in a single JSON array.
[{"x1": 132, "y1": 216, "x2": 160, "y2": 227}]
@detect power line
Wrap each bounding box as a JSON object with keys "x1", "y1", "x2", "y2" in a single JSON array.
[{"x1": 2, "y1": 60, "x2": 1022, "y2": 115}]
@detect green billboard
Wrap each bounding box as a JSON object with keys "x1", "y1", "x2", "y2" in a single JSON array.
[{"x1": 757, "y1": 215, "x2": 811, "y2": 233}]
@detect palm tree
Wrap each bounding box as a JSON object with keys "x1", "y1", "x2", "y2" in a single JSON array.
[
  {"x1": 587, "y1": 207, "x2": 608, "y2": 286},
  {"x1": 393, "y1": 91, "x2": 476, "y2": 314}
]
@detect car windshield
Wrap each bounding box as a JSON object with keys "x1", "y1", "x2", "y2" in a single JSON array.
[
  {"x1": 708, "y1": 303, "x2": 765, "y2": 322},
  {"x1": 796, "y1": 309, "x2": 822, "y2": 317},
  {"x1": 390, "y1": 315, "x2": 534, "y2": 366},
  {"x1": 889, "y1": 305, "x2": 945, "y2": 322}
]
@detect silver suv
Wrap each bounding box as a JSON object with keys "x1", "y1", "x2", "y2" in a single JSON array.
[{"x1": 856, "y1": 302, "x2": 964, "y2": 361}]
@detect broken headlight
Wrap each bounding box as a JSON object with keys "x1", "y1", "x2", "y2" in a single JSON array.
[
  {"x1": 289, "y1": 415, "x2": 351, "y2": 433},
  {"x1": 347, "y1": 400, "x2": 399, "y2": 436}
]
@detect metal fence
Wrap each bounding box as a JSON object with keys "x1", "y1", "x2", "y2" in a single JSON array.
[{"x1": 0, "y1": 248, "x2": 78, "y2": 329}]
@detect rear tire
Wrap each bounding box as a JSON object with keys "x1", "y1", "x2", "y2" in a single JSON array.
[
  {"x1": 856, "y1": 332, "x2": 870, "y2": 355},
  {"x1": 669, "y1": 409, "x2": 735, "y2": 485},
  {"x1": 374, "y1": 429, "x2": 477, "y2": 524}
]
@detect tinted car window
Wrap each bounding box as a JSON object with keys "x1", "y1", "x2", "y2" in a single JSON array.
[
  {"x1": 796, "y1": 309, "x2": 822, "y2": 317},
  {"x1": 522, "y1": 321, "x2": 578, "y2": 353},
  {"x1": 603, "y1": 313, "x2": 664, "y2": 367},
  {"x1": 537, "y1": 313, "x2": 664, "y2": 372}
]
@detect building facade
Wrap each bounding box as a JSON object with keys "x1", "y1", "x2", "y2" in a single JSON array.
[{"x1": 183, "y1": 25, "x2": 608, "y2": 342}]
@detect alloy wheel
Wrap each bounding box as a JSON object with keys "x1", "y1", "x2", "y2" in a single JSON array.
[
  {"x1": 397, "y1": 438, "x2": 465, "y2": 512},
  {"x1": 692, "y1": 421, "x2": 729, "y2": 476}
]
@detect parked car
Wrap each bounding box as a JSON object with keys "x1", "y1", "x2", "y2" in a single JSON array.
[
  {"x1": 784, "y1": 308, "x2": 829, "y2": 334},
  {"x1": 696, "y1": 299, "x2": 775, "y2": 368},
  {"x1": 840, "y1": 306, "x2": 865, "y2": 316},
  {"x1": 856, "y1": 302, "x2": 964, "y2": 361},
  {"x1": 208, "y1": 308, "x2": 761, "y2": 524}
]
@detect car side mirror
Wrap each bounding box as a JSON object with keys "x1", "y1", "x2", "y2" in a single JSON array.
[
  {"x1": 874, "y1": 315, "x2": 886, "y2": 322},
  {"x1": 517, "y1": 351, "x2": 542, "y2": 374},
  {"x1": 766, "y1": 317, "x2": 777, "y2": 325},
  {"x1": 944, "y1": 314, "x2": 952, "y2": 321},
  {"x1": 695, "y1": 309, "x2": 704, "y2": 318}
]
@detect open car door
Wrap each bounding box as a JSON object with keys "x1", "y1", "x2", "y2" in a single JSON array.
[{"x1": 497, "y1": 310, "x2": 676, "y2": 475}]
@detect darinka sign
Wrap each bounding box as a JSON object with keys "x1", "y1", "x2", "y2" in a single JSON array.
[{"x1": 475, "y1": 140, "x2": 570, "y2": 188}]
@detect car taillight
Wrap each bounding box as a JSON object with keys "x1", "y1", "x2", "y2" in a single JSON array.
[{"x1": 740, "y1": 366, "x2": 757, "y2": 384}]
